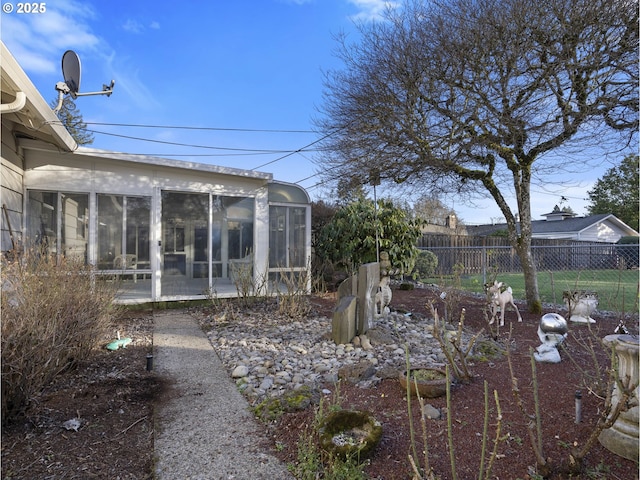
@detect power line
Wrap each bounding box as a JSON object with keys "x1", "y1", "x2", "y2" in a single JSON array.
[
  {"x1": 78, "y1": 121, "x2": 316, "y2": 134},
  {"x1": 88, "y1": 151, "x2": 278, "y2": 158},
  {"x1": 252, "y1": 130, "x2": 336, "y2": 170},
  {"x1": 85, "y1": 129, "x2": 324, "y2": 153}
]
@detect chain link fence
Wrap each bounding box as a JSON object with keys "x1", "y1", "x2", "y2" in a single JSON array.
[{"x1": 419, "y1": 243, "x2": 639, "y2": 314}]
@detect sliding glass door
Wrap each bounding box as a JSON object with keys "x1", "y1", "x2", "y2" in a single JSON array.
[{"x1": 160, "y1": 191, "x2": 255, "y2": 297}]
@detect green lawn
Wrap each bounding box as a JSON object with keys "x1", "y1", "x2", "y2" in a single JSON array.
[{"x1": 429, "y1": 269, "x2": 639, "y2": 313}]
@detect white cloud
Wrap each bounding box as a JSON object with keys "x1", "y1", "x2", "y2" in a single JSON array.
[
  {"x1": 2, "y1": 0, "x2": 159, "y2": 110},
  {"x1": 1, "y1": 0, "x2": 100, "y2": 73},
  {"x1": 348, "y1": 0, "x2": 399, "y2": 21},
  {"x1": 102, "y1": 52, "x2": 161, "y2": 111},
  {"x1": 122, "y1": 19, "x2": 144, "y2": 34},
  {"x1": 121, "y1": 18, "x2": 160, "y2": 34}
]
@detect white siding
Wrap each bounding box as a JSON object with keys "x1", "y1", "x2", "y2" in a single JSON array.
[
  {"x1": 1, "y1": 121, "x2": 24, "y2": 251},
  {"x1": 577, "y1": 222, "x2": 626, "y2": 243}
]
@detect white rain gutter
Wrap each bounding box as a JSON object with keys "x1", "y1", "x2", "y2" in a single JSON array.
[{"x1": 1, "y1": 91, "x2": 26, "y2": 113}]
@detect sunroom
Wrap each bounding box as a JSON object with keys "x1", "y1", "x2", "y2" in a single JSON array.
[{"x1": 21, "y1": 145, "x2": 311, "y2": 304}]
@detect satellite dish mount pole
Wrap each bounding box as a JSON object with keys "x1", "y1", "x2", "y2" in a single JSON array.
[{"x1": 53, "y1": 50, "x2": 115, "y2": 114}]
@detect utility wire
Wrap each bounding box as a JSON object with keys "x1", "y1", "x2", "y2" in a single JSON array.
[
  {"x1": 252, "y1": 130, "x2": 336, "y2": 170},
  {"x1": 85, "y1": 129, "x2": 323, "y2": 153},
  {"x1": 81, "y1": 121, "x2": 316, "y2": 133}
]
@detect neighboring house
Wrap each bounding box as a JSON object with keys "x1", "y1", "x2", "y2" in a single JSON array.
[
  {"x1": 467, "y1": 206, "x2": 639, "y2": 243},
  {"x1": 1, "y1": 42, "x2": 311, "y2": 304},
  {"x1": 420, "y1": 214, "x2": 469, "y2": 236}
]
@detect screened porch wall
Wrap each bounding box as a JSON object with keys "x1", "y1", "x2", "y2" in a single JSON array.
[
  {"x1": 267, "y1": 182, "x2": 312, "y2": 291},
  {"x1": 22, "y1": 149, "x2": 275, "y2": 303}
]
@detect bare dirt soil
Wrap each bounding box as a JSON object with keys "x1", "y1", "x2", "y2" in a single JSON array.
[
  {"x1": 2, "y1": 289, "x2": 638, "y2": 480},
  {"x1": 1, "y1": 309, "x2": 162, "y2": 480},
  {"x1": 271, "y1": 288, "x2": 639, "y2": 480}
]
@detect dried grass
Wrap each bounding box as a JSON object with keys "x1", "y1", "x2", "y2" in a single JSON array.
[{"x1": 1, "y1": 250, "x2": 120, "y2": 422}]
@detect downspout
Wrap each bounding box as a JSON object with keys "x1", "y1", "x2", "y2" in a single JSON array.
[{"x1": 1, "y1": 91, "x2": 26, "y2": 113}]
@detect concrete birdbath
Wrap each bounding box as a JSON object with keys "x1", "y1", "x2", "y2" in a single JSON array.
[{"x1": 598, "y1": 334, "x2": 639, "y2": 462}]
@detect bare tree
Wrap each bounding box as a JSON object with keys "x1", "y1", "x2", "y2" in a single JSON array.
[
  {"x1": 413, "y1": 194, "x2": 458, "y2": 226},
  {"x1": 316, "y1": 0, "x2": 638, "y2": 311}
]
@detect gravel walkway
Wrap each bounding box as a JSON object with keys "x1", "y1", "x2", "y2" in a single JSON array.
[{"x1": 153, "y1": 310, "x2": 293, "y2": 480}]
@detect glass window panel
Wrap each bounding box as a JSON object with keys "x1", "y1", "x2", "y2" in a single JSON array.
[
  {"x1": 27, "y1": 191, "x2": 88, "y2": 262},
  {"x1": 97, "y1": 195, "x2": 123, "y2": 269},
  {"x1": 268, "y1": 206, "x2": 307, "y2": 268},
  {"x1": 27, "y1": 190, "x2": 58, "y2": 255},
  {"x1": 61, "y1": 193, "x2": 89, "y2": 262},
  {"x1": 211, "y1": 219, "x2": 222, "y2": 261},
  {"x1": 125, "y1": 197, "x2": 151, "y2": 267},
  {"x1": 268, "y1": 183, "x2": 309, "y2": 204},
  {"x1": 194, "y1": 226, "x2": 208, "y2": 261},
  {"x1": 223, "y1": 196, "x2": 254, "y2": 260},
  {"x1": 290, "y1": 207, "x2": 306, "y2": 267},
  {"x1": 269, "y1": 206, "x2": 287, "y2": 267},
  {"x1": 98, "y1": 194, "x2": 151, "y2": 272}
]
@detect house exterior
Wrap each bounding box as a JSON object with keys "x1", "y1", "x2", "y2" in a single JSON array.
[
  {"x1": 1, "y1": 42, "x2": 311, "y2": 304},
  {"x1": 466, "y1": 206, "x2": 638, "y2": 243}
]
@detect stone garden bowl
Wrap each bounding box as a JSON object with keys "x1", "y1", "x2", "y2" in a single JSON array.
[
  {"x1": 318, "y1": 409, "x2": 383, "y2": 459},
  {"x1": 399, "y1": 367, "x2": 449, "y2": 398}
]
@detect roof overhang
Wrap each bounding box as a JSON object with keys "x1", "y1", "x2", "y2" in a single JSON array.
[
  {"x1": 1, "y1": 41, "x2": 77, "y2": 151},
  {"x1": 75, "y1": 146, "x2": 273, "y2": 181}
]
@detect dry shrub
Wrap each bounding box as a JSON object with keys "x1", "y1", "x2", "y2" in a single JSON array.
[
  {"x1": 1, "y1": 250, "x2": 120, "y2": 422},
  {"x1": 275, "y1": 267, "x2": 311, "y2": 319}
]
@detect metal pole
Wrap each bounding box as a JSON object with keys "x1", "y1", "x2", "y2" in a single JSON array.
[{"x1": 374, "y1": 183, "x2": 379, "y2": 263}]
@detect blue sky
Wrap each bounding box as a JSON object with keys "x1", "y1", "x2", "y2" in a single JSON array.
[{"x1": 0, "y1": 0, "x2": 630, "y2": 224}]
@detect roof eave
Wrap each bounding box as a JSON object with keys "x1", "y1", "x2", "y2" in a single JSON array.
[{"x1": 1, "y1": 42, "x2": 77, "y2": 152}]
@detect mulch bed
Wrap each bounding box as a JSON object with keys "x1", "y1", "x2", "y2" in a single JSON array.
[
  {"x1": 2, "y1": 289, "x2": 638, "y2": 479},
  {"x1": 269, "y1": 288, "x2": 639, "y2": 480}
]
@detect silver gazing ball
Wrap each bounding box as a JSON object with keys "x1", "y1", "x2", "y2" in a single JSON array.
[{"x1": 540, "y1": 313, "x2": 568, "y2": 335}]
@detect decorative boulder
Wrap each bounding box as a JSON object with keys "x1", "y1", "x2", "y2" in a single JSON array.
[{"x1": 332, "y1": 295, "x2": 357, "y2": 345}]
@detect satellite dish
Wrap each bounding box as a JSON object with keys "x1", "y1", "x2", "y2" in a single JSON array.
[
  {"x1": 53, "y1": 50, "x2": 114, "y2": 113},
  {"x1": 61, "y1": 50, "x2": 81, "y2": 98}
]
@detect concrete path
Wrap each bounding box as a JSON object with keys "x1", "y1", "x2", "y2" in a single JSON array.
[{"x1": 153, "y1": 310, "x2": 293, "y2": 480}]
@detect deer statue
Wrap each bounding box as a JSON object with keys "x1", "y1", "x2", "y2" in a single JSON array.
[{"x1": 485, "y1": 280, "x2": 522, "y2": 327}]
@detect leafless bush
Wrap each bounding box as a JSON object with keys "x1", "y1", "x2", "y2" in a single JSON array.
[
  {"x1": 437, "y1": 263, "x2": 465, "y2": 323},
  {"x1": 1, "y1": 249, "x2": 120, "y2": 422},
  {"x1": 229, "y1": 254, "x2": 269, "y2": 307},
  {"x1": 274, "y1": 264, "x2": 311, "y2": 319},
  {"x1": 429, "y1": 304, "x2": 482, "y2": 383}
]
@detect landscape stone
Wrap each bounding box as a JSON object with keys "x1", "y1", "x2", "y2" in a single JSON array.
[
  {"x1": 377, "y1": 366, "x2": 402, "y2": 379},
  {"x1": 232, "y1": 365, "x2": 249, "y2": 378},
  {"x1": 358, "y1": 262, "x2": 380, "y2": 335},
  {"x1": 205, "y1": 311, "x2": 478, "y2": 405},
  {"x1": 337, "y1": 274, "x2": 358, "y2": 300},
  {"x1": 423, "y1": 404, "x2": 441, "y2": 420},
  {"x1": 338, "y1": 359, "x2": 376, "y2": 383},
  {"x1": 332, "y1": 295, "x2": 357, "y2": 344}
]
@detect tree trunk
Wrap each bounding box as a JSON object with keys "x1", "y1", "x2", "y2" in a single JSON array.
[
  {"x1": 492, "y1": 163, "x2": 542, "y2": 313},
  {"x1": 515, "y1": 242, "x2": 542, "y2": 314},
  {"x1": 512, "y1": 168, "x2": 542, "y2": 314}
]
